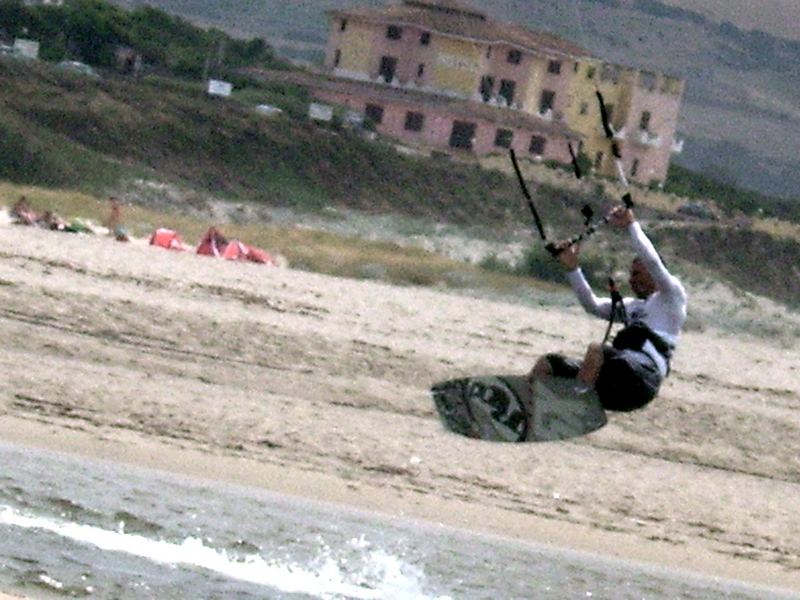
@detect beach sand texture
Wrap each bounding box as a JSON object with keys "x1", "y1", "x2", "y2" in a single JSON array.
[{"x1": 1, "y1": 222, "x2": 799, "y2": 592}]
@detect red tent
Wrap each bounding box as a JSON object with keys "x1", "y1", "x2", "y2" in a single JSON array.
[
  {"x1": 221, "y1": 240, "x2": 277, "y2": 266},
  {"x1": 149, "y1": 228, "x2": 187, "y2": 251}
]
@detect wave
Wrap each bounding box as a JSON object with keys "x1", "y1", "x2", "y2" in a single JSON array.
[{"x1": 0, "y1": 505, "x2": 449, "y2": 599}]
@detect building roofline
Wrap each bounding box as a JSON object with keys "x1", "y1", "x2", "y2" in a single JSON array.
[{"x1": 326, "y1": 7, "x2": 592, "y2": 61}]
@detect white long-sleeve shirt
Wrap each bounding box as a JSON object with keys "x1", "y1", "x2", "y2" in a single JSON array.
[{"x1": 565, "y1": 221, "x2": 688, "y2": 376}]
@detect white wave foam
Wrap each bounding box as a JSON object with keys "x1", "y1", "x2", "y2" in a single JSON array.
[{"x1": 0, "y1": 505, "x2": 449, "y2": 599}]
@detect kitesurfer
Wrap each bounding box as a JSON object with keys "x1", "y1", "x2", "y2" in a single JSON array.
[{"x1": 529, "y1": 204, "x2": 687, "y2": 411}]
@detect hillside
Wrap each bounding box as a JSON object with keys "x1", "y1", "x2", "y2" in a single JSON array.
[{"x1": 109, "y1": 0, "x2": 800, "y2": 202}]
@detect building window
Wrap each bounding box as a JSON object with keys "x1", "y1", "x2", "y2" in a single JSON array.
[
  {"x1": 486, "y1": 46, "x2": 492, "y2": 58},
  {"x1": 586, "y1": 66, "x2": 596, "y2": 79},
  {"x1": 387, "y1": 25, "x2": 402, "y2": 40},
  {"x1": 479, "y1": 75, "x2": 494, "y2": 101},
  {"x1": 579, "y1": 101, "x2": 588, "y2": 115},
  {"x1": 539, "y1": 90, "x2": 555, "y2": 113},
  {"x1": 639, "y1": 110, "x2": 652, "y2": 130},
  {"x1": 507, "y1": 49, "x2": 522, "y2": 64},
  {"x1": 499, "y1": 79, "x2": 516, "y2": 104},
  {"x1": 529, "y1": 135, "x2": 546, "y2": 155},
  {"x1": 494, "y1": 128, "x2": 513, "y2": 148},
  {"x1": 601, "y1": 63, "x2": 620, "y2": 84},
  {"x1": 417, "y1": 63, "x2": 425, "y2": 78},
  {"x1": 379, "y1": 56, "x2": 397, "y2": 82},
  {"x1": 449, "y1": 121, "x2": 476, "y2": 150},
  {"x1": 340, "y1": 19, "x2": 347, "y2": 32},
  {"x1": 547, "y1": 60, "x2": 561, "y2": 74},
  {"x1": 639, "y1": 71, "x2": 657, "y2": 91},
  {"x1": 333, "y1": 49, "x2": 341, "y2": 68},
  {"x1": 365, "y1": 104, "x2": 384, "y2": 125},
  {"x1": 404, "y1": 111, "x2": 424, "y2": 132},
  {"x1": 631, "y1": 159, "x2": 640, "y2": 177},
  {"x1": 420, "y1": 31, "x2": 430, "y2": 45},
  {"x1": 605, "y1": 103, "x2": 615, "y2": 122},
  {"x1": 594, "y1": 151, "x2": 604, "y2": 169}
]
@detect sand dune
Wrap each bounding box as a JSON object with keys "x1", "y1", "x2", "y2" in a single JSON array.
[{"x1": 1, "y1": 220, "x2": 799, "y2": 593}]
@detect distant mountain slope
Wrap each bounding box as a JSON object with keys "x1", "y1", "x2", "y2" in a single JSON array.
[
  {"x1": 111, "y1": 0, "x2": 800, "y2": 200},
  {"x1": 660, "y1": 0, "x2": 800, "y2": 42}
]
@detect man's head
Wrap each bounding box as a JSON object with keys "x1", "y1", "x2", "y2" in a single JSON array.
[{"x1": 629, "y1": 257, "x2": 657, "y2": 299}]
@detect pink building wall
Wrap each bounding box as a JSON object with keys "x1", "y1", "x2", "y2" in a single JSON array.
[
  {"x1": 622, "y1": 73, "x2": 684, "y2": 184},
  {"x1": 314, "y1": 88, "x2": 574, "y2": 164}
]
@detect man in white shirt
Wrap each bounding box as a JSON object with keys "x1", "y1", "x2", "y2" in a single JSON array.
[{"x1": 529, "y1": 205, "x2": 688, "y2": 411}]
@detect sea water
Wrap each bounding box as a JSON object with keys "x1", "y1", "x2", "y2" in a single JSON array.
[{"x1": 0, "y1": 442, "x2": 794, "y2": 600}]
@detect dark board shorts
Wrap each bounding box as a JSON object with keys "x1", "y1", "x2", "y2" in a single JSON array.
[{"x1": 544, "y1": 348, "x2": 662, "y2": 412}]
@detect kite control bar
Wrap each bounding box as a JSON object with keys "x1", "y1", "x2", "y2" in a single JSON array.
[
  {"x1": 509, "y1": 149, "x2": 633, "y2": 256},
  {"x1": 559, "y1": 192, "x2": 634, "y2": 251}
]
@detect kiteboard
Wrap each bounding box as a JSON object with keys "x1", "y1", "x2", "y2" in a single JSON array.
[{"x1": 431, "y1": 374, "x2": 607, "y2": 442}]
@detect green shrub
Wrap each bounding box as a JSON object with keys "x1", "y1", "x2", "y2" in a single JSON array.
[
  {"x1": 479, "y1": 253, "x2": 516, "y2": 274},
  {"x1": 514, "y1": 242, "x2": 617, "y2": 289},
  {"x1": 665, "y1": 163, "x2": 800, "y2": 222}
]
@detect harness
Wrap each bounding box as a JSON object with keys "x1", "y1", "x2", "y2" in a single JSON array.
[{"x1": 612, "y1": 320, "x2": 675, "y2": 376}]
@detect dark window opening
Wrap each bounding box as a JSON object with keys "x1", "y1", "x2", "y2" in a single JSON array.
[
  {"x1": 639, "y1": 71, "x2": 657, "y2": 91},
  {"x1": 449, "y1": 121, "x2": 477, "y2": 150},
  {"x1": 365, "y1": 104, "x2": 384, "y2": 125},
  {"x1": 529, "y1": 135, "x2": 547, "y2": 155},
  {"x1": 404, "y1": 111, "x2": 424, "y2": 132},
  {"x1": 639, "y1": 110, "x2": 651, "y2": 130},
  {"x1": 486, "y1": 46, "x2": 492, "y2": 58},
  {"x1": 499, "y1": 79, "x2": 516, "y2": 104},
  {"x1": 379, "y1": 56, "x2": 397, "y2": 82},
  {"x1": 601, "y1": 63, "x2": 620, "y2": 84},
  {"x1": 579, "y1": 101, "x2": 588, "y2": 115},
  {"x1": 586, "y1": 66, "x2": 596, "y2": 79},
  {"x1": 494, "y1": 128, "x2": 513, "y2": 148},
  {"x1": 333, "y1": 49, "x2": 341, "y2": 68},
  {"x1": 387, "y1": 25, "x2": 402, "y2": 40},
  {"x1": 539, "y1": 90, "x2": 555, "y2": 113},
  {"x1": 605, "y1": 103, "x2": 615, "y2": 122},
  {"x1": 417, "y1": 63, "x2": 425, "y2": 78},
  {"x1": 631, "y1": 159, "x2": 640, "y2": 177},
  {"x1": 594, "y1": 151, "x2": 604, "y2": 169},
  {"x1": 420, "y1": 31, "x2": 430, "y2": 45},
  {"x1": 507, "y1": 49, "x2": 522, "y2": 64},
  {"x1": 479, "y1": 75, "x2": 494, "y2": 101},
  {"x1": 340, "y1": 19, "x2": 347, "y2": 32},
  {"x1": 547, "y1": 60, "x2": 561, "y2": 74}
]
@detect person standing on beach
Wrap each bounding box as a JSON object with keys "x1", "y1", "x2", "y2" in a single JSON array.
[
  {"x1": 529, "y1": 204, "x2": 687, "y2": 411},
  {"x1": 105, "y1": 197, "x2": 130, "y2": 242}
]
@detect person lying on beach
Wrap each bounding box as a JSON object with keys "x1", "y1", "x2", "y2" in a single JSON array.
[
  {"x1": 37, "y1": 210, "x2": 68, "y2": 231},
  {"x1": 196, "y1": 226, "x2": 229, "y2": 257},
  {"x1": 10, "y1": 196, "x2": 38, "y2": 226},
  {"x1": 529, "y1": 204, "x2": 687, "y2": 412}
]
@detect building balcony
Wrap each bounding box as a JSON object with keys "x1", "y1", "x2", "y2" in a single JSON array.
[
  {"x1": 332, "y1": 68, "x2": 370, "y2": 82},
  {"x1": 671, "y1": 138, "x2": 684, "y2": 154},
  {"x1": 636, "y1": 130, "x2": 662, "y2": 148}
]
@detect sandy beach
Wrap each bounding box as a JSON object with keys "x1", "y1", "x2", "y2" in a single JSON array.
[{"x1": 1, "y1": 219, "x2": 799, "y2": 594}]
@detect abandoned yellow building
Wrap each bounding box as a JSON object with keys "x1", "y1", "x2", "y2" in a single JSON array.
[{"x1": 318, "y1": 0, "x2": 684, "y2": 185}]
